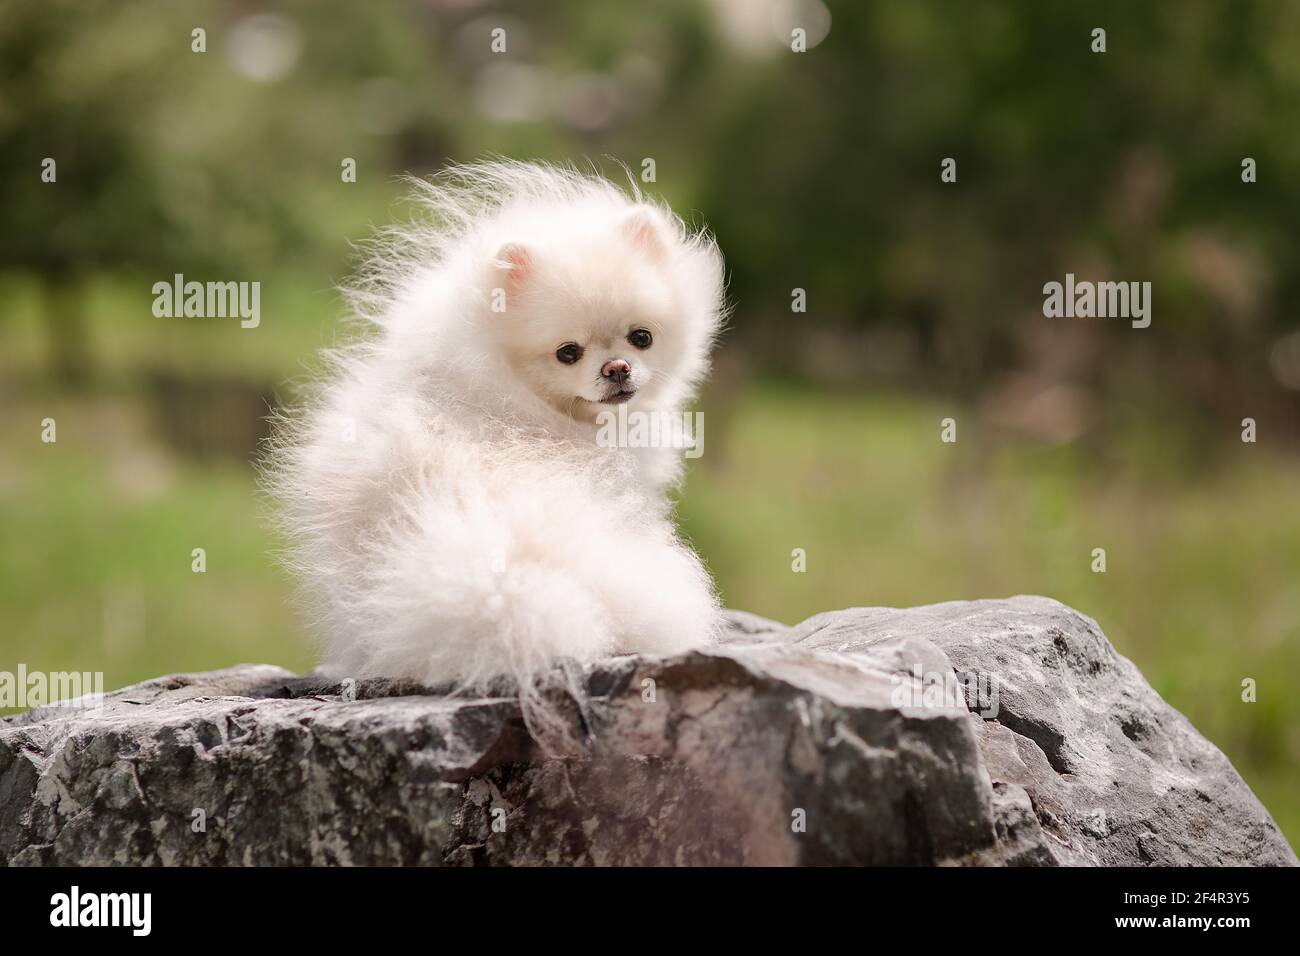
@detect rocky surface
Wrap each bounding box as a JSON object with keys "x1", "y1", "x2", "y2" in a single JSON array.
[{"x1": 1, "y1": 596, "x2": 1294, "y2": 866}]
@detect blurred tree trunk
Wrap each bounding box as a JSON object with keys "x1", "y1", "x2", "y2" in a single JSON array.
[{"x1": 43, "y1": 273, "x2": 90, "y2": 386}]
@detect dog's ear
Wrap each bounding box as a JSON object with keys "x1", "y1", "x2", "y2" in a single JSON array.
[
  {"x1": 623, "y1": 206, "x2": 670, "y2": 261},
  {"x1": 491, "y1": 242, "x2": 532, "y2": 289}
]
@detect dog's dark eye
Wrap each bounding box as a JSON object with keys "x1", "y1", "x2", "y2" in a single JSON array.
[
  {"x1": 628, "y1": 329, "x2": 653, "y2": 350},
  {"x1": 556, "y1": 343, "x2": 583, "y2": 365}
]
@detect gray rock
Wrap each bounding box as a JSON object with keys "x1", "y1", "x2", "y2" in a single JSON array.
[{"x1": 1, "y1": 597, "x2": 1293, "y2": 866}]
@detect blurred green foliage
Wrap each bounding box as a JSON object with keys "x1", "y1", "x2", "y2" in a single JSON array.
[{"x1": 0, "y1": 1, "x2": 1296, "y2": 847}]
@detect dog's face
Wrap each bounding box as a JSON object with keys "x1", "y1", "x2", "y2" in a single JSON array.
[{"x1": 484, "y1": 207, "x2": 711, "y2": 424}]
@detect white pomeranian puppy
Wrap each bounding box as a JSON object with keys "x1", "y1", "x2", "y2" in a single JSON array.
[{"x1": 268, "y1": 161, "x2": 726, "y2": 707}]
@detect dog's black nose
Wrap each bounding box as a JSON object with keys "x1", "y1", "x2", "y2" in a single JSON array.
[{"x1": 601, "y1": 359, "x2": 631, "y2": 383}]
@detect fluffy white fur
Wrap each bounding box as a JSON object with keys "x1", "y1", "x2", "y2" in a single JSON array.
[{"x1": 268, "y1": 161, "x2": 726, "y2": 709}]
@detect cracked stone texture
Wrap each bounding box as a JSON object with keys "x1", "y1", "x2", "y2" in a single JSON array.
[{"x1": 1, "y1": 596, "x2": 1294, "y2": 866}]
